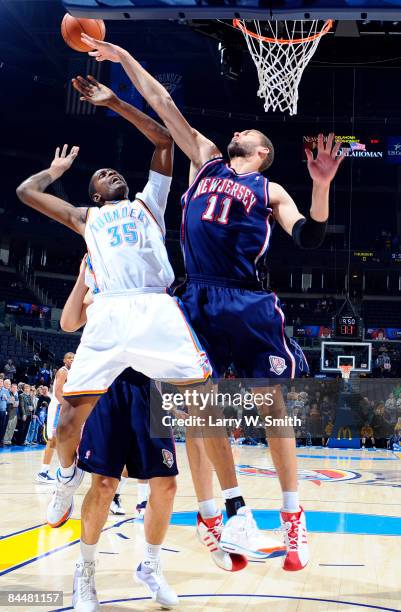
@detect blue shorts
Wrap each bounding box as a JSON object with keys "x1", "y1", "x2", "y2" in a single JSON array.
[
  {"x1": 178, "y1": 277, "x2": 309, "y2": 379},
  {"x1": 77, "y1": 369, "x2": 178, "y2": 480}
]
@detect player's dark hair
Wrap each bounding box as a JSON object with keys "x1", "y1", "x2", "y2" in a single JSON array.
[{"x1": 256, "y1": 131, "x2": 275, "y2": 172}]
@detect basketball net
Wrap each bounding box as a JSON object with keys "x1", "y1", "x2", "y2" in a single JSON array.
[
  {"x1": 339, "y1": 365, "x2": 353, "y2": 380},
  {"x1": 233, "y1": 19, "x2": 333, "y2": 116}
]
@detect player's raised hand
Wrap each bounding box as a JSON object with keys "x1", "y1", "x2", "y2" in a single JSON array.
[
  {"x1": 80, "y1": 33, "x2": 122, "y2": 62},
  {"x1": 72, "y1": 75, "x2": 117, "y2": 107},
  {"x1": 305, "y1": 133, "x2": 344, "y2": 186},
  {"x1": 50, "y1": 145, "x2": 79, "y2": 177}
]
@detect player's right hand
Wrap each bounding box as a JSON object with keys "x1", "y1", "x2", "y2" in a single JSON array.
[
  {"x1": 81, "y1": 34, "x2": 122, "y2": 63},
  {"x1": 50, "y1": 145, "x2": 79, "y2": 176},
  {"x1": 72, "y1": 76, "x2": 117, "y2": 107}
]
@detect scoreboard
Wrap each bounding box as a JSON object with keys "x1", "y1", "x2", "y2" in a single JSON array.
[{"x1": 332, "y1": 315, "x2": 363, "y2": 340}]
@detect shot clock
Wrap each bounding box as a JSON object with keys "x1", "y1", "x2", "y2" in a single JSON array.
[{"x1": 332, "y1": 315, "x2": 363, "y2": 340}]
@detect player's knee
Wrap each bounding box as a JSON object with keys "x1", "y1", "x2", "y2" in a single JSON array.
[
  {"x1": 92, "y1": 475, "x2": 118, "y2": 501},
  {"x1": 57, "y1": 405, "x2": 79, "y2": 442},
  {"x1": 151, "y1": 477, "x2": 177, "y2": 501}
]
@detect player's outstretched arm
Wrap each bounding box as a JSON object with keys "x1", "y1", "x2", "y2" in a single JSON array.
[
  {"x1": 80, "y1": 34, "x2": 221, "y2": 170},
  {"x1": 16, "y1": 145, "x2": 87, "y2": 235},
  {"x1": 60, "y1": 257, "x2": 92, "y2": 332},
  {"x1": 72, "y1": 75, "x2": 172, "y2": 150},
  {"x1": 270, "y1": 133, "x2": 344, "y2": 249},
  {"x1": 72, "y1": 75, "x2": 174, "y2": 177},
  {"x1": 305, "y1": 133, "x2": 344, "y2": 221}
]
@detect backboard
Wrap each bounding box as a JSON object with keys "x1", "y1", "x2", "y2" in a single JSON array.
[
  {"x1": 63, "y1": 0, "x2": 401, "y2": 20},
  {"x1": 321, "y1": 341, "x2": 372, "y2": 374}
]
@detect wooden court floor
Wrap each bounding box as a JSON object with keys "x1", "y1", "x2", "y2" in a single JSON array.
[{"x1": 1, "y1": 444, "x2": 400, "y2": 612}]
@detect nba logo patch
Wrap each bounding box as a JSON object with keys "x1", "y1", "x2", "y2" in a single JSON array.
[
  {"x1": 85, "y1": 450, "x2": 91, "y2": 460},
  {"x1": 269, "y1": 355, "x2": 287, "y2": 376},
  {"x1": 162, "y1": 449, "x2": 174, "y2": 468}
]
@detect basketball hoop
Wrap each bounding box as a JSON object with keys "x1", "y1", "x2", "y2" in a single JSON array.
[
  {"x1": 339, "y1": 365, "x2": 353, "y2": 380},
  {"x1": 233, "y1": 19, "x2": 333, "y2": 116}
]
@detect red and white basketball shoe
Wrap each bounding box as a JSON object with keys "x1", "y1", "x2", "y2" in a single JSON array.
[
  {"x1": 279, "y1": 507, "x2": 309, "y2": 571},
  {"x1": 196, "y1": 513, "x2": 248, "y2": 572}
]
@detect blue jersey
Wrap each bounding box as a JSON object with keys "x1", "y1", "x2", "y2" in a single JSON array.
[{"x1": 181, "y1": 158, "x2": 273, "y2": 283}]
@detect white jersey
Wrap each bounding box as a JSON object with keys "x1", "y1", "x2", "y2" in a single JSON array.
[{"x1": 85, "y1": 171, "x2": 174, "y2": 294}]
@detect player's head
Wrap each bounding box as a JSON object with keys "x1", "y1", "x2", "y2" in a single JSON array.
[
  {"x1": 227, "y1": 130, "x2": 274, "y2": 172},
  {"x1": 88, "y1": 168, "x2": 129, "y2": 204},
  {"x1": 63, "y1": 352, "x2": 75, "y2": 369}
]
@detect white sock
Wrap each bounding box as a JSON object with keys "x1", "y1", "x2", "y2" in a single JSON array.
[
  {"x1": 142, "y1": 541, "x2": 161, "y2": 569},
  {"x1": 80, "y1": 540, "x2": 97, "y2": 563},
  {"x1": 116, "y1": 476, "x2": 127, "y2": 495},
  {"x1": 282, "y1": 491, "x2": 300, "y2": 513},
  {"x1": 59, "y1": 462, "x2": 76, "y2": 479},
  {"x1": 41, "y1": 463, "x2": 50, "y2": 473},
  {"x1": 222, "y1": 486, "x2": 241, "y2": 500},
  {"x1": 199, "y1": 499, "x2": 219, "y2": 519},
  {"x1": 137, "y1": 482, "x2": 149, "y2": 505}
]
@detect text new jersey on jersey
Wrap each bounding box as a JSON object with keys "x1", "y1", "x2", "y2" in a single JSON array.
[{"x1": 181, "y1": 158, "x2": 273, "y2": 283}]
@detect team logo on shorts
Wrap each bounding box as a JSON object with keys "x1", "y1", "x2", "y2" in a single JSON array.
[
  {"x1": 162, "y1": 449, "x2": 174, "y2": 468},
  {"x1": 85, "y1": 450, "x2": 91, "y2": 460},
  {"x1": 269, "y1": 355, "x2": 287, "y2": 376}
]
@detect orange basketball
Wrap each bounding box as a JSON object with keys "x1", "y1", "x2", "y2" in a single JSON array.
[{"x1": 61, "y1": 14, "x2": 106, "y2": 52}]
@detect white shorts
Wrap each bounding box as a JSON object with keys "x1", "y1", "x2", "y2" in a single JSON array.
[
  {"x1": 46, "y1": 396, "x2": 61, "y2": 439},
  {"x1": 63, "y1": 289, "x2": 211, "y2": 398}
]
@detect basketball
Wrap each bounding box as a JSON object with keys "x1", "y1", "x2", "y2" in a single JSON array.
[{"x1": 61, "y1": 14, "x2": 105, "y2": 52}]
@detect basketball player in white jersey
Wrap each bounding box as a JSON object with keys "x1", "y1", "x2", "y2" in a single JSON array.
[
  {"x1": 16, "y1": 76, "x2": 211, "y2": 529},
  {"x1": 61, "y1": 257, "x2": 178, "y2": 611},
  {"x1": 35, "y1": 352, "x2": 74, "y2": 483}
]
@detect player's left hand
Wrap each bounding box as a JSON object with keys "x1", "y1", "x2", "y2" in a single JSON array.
[
  {"x1": 81, "y1": 34, "x2": 122, "y2": 63},
  {"x1": 72, "y1": 75, "x2": 117, "y2": 107},
  {"x1": 305, "y1": 133, "x2": 344, "y2": 186}
]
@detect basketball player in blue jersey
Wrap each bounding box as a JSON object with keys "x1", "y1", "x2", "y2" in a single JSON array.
[
  {"x1": 16, "y1": 77, "x2": 212, "y2": 533},
  {"x1": 81, "y1": 33, "x2": 345, "y2": 571},
  {"x1": 60, "y1": 257, "x2": 178, "y2": 612}
]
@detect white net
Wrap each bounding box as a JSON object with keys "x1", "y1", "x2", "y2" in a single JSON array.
[
  {"x1": 339, "y1": 365, "x2": 353, "y2": 380},
  {"x1": 234, "y1": 20, "x2": 332, "y2": 116}
]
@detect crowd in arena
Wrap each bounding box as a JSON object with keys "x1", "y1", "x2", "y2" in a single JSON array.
[
  {"x1": 206, "y1": 373, "x2": 401, "y2": 450},
  {"x1": 0, "y1": 355, "x2": 57, "y2": 447}
]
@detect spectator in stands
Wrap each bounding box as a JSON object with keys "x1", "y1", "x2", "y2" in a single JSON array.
[
  {"x1": 30, "y1": 386, "x2": 38, "y2": 410},
  {"x1": 36, "y1": 402, "x2": 47, "y2": 444},
  {"x1": 308, "y1": 403, "x2": 322, "y2": 443},
  {"x1": 3, "y1": 381, "x2": 18, "y2": 445},
  {"x1": 37, "y1": 385, "x2": 51, "y2": 409},
  {"x1": 18, "y1": 384, "x2": 34, "y2": 445},
  {"x1": 0, "y1": 378, "x2": 9, "y2": 444},
  {"x1": 360, "y1": 422, "x2": 376, "y2": 449},
  {"x1": 4, "y1": 359, "x2": 16, "y2": 382},
  {"x1": 25, "y1": 390, "x2": 42, "y2": 445},
  {"x1": 385, "y1": 393, "x2": 397, "y2": 424},
  {"x1": 375, "y1": 351, "x2": 391, "y2": 378},
  {"x1": 371, "y1": 402, "x2": 392, "y2": 447},
  {"x1": 323, "y1": 417, "x2": 334, "y2": 446},
  {"x1": 35, "y1": 363, "x2": 51, "y2": 386},
  {"x1": 33, "y1": 351, "x2": 41, "y2": 365}
]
